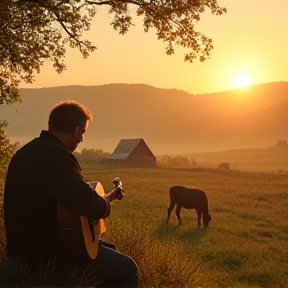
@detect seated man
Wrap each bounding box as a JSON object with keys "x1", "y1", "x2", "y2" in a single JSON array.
[{"x1": 4, "y1": 100, "x2": 138, "y2": 287}]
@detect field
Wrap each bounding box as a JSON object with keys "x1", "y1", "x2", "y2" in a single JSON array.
[
  {"x1": 0, "y1": 164, "x2": 288, "y2": 287},
  {"x1": 182, "y1": 146, "x2": 288, "y2": 173}
]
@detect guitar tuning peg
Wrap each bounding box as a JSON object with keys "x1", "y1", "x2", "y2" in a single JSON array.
[{"x1": 113, "y1": 177, "x2": 120, "y2": 183}]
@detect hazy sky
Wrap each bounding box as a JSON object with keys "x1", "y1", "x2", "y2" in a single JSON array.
[{"x1": 20, "y1": 0, "x2": 288, "y2": 94}]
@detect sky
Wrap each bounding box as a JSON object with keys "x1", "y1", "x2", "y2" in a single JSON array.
[{"x1": 20, "y1": 0, "x2": 288, "y2": 95}]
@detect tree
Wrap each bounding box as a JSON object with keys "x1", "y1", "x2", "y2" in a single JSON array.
[
  {"x1": 0, "y1": 121, "x2": 13, "y2": 194},
  {"x1": 74, "y1": 148, "x2": 110, "y2": 163},
  {"x1": 0, "y1": 0, "x2": 226, "y2": 105}
]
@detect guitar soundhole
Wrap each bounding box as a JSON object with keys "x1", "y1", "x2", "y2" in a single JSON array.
[{"x1": 88, "y1": 219, "x2": 98, "y2": 243}]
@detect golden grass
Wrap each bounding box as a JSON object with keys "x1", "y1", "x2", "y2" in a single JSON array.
[
  {"x1": 0, "y1": 164, "x2": 287, "y2": 287},
  {"x1": 87, "y1": 165, "x2": 288, "y2": 288}
]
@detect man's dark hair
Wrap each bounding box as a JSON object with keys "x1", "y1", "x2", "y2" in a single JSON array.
[{"x1": 48, "y1": 100, "x2": 92, "y2": 132}]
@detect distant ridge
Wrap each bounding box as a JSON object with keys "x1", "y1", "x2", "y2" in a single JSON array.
[{"x1": 1, "y1": 81, "x2": 287, "y2": 154}]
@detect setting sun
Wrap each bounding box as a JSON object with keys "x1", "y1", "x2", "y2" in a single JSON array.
[{"x1": 233, "y1": 72, "x2": 252, "y2": 88}]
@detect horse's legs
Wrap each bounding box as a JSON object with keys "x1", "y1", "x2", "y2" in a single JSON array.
[
  {"x1": 176, "y1": 204, "x2": 182, "y2": 225},
  {"x1": 166, "y1": 202, "x2": 175, "y2": 223},
  {"x1": 196, "y1": 209, "x2": 201, "y2": 227}
]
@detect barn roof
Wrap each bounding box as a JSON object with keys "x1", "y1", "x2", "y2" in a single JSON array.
[{"x1": 108, "y1": 138, "x2": 154, "y2": 160}]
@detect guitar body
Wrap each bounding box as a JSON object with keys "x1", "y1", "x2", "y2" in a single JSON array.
[{"x1": 58, "y1": 181, "x2": 106, "y2": 261}]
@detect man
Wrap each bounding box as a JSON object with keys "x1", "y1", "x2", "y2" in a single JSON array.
[{"x1": 4, "y1": 100, "x2": 138, "y2": 287}]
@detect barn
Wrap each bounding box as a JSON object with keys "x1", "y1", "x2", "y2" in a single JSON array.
[{"x1": 108, "y1": 138, "x2": 156, "y2": 167}]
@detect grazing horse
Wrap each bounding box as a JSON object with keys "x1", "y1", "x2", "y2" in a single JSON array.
[{"x1": 166, "y1": 186, "x2": 211, "y2": 227}]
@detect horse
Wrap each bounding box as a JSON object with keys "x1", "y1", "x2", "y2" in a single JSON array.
[{"x1": 166, "y1": 186, "x2": 211, "y2": 227}]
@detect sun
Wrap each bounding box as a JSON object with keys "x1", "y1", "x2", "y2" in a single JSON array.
[{"x1": 233, "y1": 72, "x2": 252, "y2": 88}]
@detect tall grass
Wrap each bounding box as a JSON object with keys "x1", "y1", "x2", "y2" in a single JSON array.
[
  {"x1": 0, "y1": 164, "x2": 287, "y2": 287},
  {"x1": 107, "y1": 208, "x2": 208, "y2": 288},
  {"x1": 0, "y1": 255, "x2": 100, "y2": 287}
]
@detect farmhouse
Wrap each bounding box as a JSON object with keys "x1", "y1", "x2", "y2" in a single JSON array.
[{"x1": 108, "y1": 138, "x2": 156, "y2": 167}]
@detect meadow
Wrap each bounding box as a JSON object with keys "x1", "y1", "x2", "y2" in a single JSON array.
[{"x1": 0, "y1": 164, "x2": 287, "y2": 287}]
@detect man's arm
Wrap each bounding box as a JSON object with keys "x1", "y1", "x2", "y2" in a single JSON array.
[{"x1": 46, "y1": 150, "x2": 107, "y2": 220}]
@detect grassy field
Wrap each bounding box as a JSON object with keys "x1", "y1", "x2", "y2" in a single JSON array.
[
  {"x1": 86, "y1": 165, "x2": 288, "y2": 288},
  {"x1": 0, "y1": 164, "x2": 288, "y2": 287}
]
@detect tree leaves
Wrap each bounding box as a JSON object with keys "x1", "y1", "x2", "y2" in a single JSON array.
[{"x1": 0, "y1": 121, "x2": 12, "y2": 184}]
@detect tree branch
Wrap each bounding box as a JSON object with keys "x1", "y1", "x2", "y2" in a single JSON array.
[
  {"x1": 86, "y1": 0, "x2": 141, "y2": 6},
  {"x1": 55, "y1": 16, "x2": 86, "y2": 53}
]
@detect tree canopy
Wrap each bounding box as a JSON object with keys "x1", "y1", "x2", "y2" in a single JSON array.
[{"x1": 0, "y1": 0, "x2": 226, "y2": 105}]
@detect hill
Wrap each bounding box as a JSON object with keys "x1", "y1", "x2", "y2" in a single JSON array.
[{"x1": 0, "y1": 81, "x2": 287, "y2": 154}]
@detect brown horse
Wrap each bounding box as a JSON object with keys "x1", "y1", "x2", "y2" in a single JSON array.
[{"x1": 166, "y1": 186, "x2": 211, "y2": 227}]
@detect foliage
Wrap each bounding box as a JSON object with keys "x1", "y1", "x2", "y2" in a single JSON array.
[
  {"x1": 0, "y1": 121, "x2": 12, "y2": 198},
  {"x1": 0, "y1": 0, "x2": 94, "y2": 104},
  {"x1": 74, "y1": 148, "x2": 111, "y2": 164},
  {"x1": 0, "y1": 0, "x2": 226, "y2": 104},
  {"x1": 157, "y1": 154, "x2": 198, "y2": 167}
]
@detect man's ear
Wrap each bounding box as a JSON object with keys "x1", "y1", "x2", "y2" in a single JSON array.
[{"x1": 73, "y1": 126, "x2": 81, "y2": 138}]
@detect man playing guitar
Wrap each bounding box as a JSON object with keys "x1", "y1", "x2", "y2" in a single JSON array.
[{"x1": 4, "y1": 100, "x2": 138, "y2": 287}]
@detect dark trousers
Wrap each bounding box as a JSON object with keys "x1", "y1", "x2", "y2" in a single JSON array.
[{"x1": 85, "y1": 241, "x2": 139, "y2": 287}]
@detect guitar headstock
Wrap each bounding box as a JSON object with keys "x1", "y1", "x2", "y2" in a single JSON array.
[
  {"x1": 113, "y1": 177, "x2": 122, "y2": 190},
  {"x1": 113, "y1": 177, "x2": 124, "y2": 200}
]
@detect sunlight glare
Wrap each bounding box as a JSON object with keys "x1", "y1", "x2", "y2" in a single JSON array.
[{"x1": 233, "y1": 72, "x2": 252, "y2": 88}]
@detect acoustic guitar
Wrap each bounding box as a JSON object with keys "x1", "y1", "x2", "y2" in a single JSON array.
[{"x1": 58, "y1": 177, "x2": 123, "y2": 261}]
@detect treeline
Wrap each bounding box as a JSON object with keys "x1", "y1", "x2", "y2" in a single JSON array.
[
  {"x1": 9, "y1": 143, "x2": 112, "y2": 165},
  {"x1": 74, "y1": 148, "x2": 111, "y2": 164},
  {"x1": 156, "y1": 155, "x2": 198, "y2": 167}
]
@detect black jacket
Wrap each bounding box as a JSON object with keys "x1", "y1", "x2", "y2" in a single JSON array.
[{"x1": 4, "y1": 130, "x2": 107, "y2": 259}]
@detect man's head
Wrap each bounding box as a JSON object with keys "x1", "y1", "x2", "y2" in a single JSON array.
[{"x1": 48, "y1": 100, "x2": 92, "y2": 152}]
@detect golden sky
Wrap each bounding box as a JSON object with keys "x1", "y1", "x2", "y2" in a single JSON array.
[{"x1": 20, "y1": 0, "x2": 288, "y2": 94}]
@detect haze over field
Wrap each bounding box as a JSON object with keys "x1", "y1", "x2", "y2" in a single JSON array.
[{"x1": 1, "y1": 82, "x2": 287, "y2": 155}]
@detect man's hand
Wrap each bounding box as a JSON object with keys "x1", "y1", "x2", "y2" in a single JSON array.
[{"x1": 103, "y1": 188, "x2": 124, "y2": 202}]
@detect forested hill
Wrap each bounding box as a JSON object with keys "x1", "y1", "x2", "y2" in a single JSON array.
[{"x1": 1, "y1": 81, "x2": 287, "y2": 154}]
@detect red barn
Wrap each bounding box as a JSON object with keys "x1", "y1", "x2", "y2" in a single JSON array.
[{"x1": 108, "y1": 138, "x2": 156, "y2": 167}]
